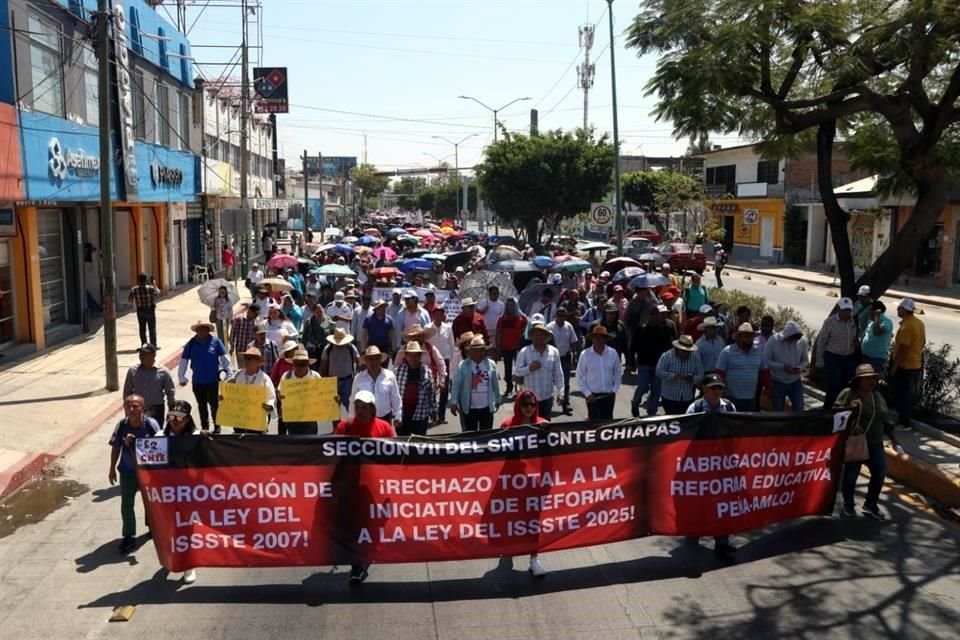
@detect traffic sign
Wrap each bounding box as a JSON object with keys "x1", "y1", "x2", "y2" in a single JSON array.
[
  {"x1": 590, "y1": 202, "x2": 613, "y2": 227},
  {"x1": 743, "y1": 208, "x2": 760, "y2": 225}
]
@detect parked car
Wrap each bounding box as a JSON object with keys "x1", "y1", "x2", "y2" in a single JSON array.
[
  {"x1": 621, "y1": 237, "x2": 654, "y2": 259},
  {"x1": 656, "y1": 242, "x2": 707, "y2": 274}
]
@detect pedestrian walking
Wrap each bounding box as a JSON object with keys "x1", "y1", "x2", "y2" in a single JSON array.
[
  {"x1": 836, "y1": 365, "x2": 902, "y2": 519},
  {"x1": 853, "y1": 285, "x2": 874, "y2": 335},
  {"x1": 713, "y1": 243, "x2": 728, "y2": 289},
  {"x1": 177, "y1": 320, "x2": 231, "y2": 433},
  {"x1": 128, "y1": 272, "x2": 161, "y2": 347},
  {"x1": 279, "y1": 349, "x2": 322, "y2": 435},
  {"x1": 450, "y1": 336, "x2": 502, "y2": 431},
  {"x1": 814, "y1": 297, "x2": 860, "y2": 409},
  {"x1": 547, "y1": 307, "x2": 579, "y2": 415},
  {"x1": 861, "y1": 300, "x2": 893, "y2": 373},
  {"x1": 301, "y1": 303, "x2": 331, "y2": 363},
  {"x1": 229, "y1": 304, "x2": 259, "y2": 362},
  {"x1": 452, "y1": 297, "x2": 489, "y2": 343},
  {"x1": 398, "y1": 290, "x2": 432, "y2": 341},
  {"x1": 656, "y1": 335, "x2": 704, "y2": 415},
  {"x1": 320, "y1": 328, "x2": 360, "y2": 425},
  {"x1": 684, "y1": 374, "x2": 737, "y2": 556},
  {"x1": 496, "y1": 298, "x2": 527, "y2": 398},
  {"x1": 716, "y1": 323, "x2": 769, "y2": 412},
  {"x1": 514, "y1": 322, "x2": 564, "y2": 420},
  {"x1": 694, "y1": 316, "x2": 725, "y2": 373},
  {"x1": 351, "y1": 346, "x2": 402, "y2": 425},
  {"x1": 225, "y1": 346, "x2": 276, "y2": 434},
  {"x1": 248, "y1": 323, "x2": 281, "y2": 374},
  {"x1": 763, "y1": 321, "x2": 808, "y2": 412},
  {"x1": 430, "y1": 307, "x2": 455, "y2": 422},
  {"x1": 576, "y1": 325, "x2": 621, "y2": 420},
  {"x1": 477, "y1": 286, "x2": 505, "y2": 352},
  {"x1": 222, "y1": 245, "x2": 235, "y2": 281},
  {"x1": 395, "y1": 341, "x2": 437, "y2": 435},
  {"x1": 245, "y1": 262, "x2": 264, "y2": 300},
  {"x1": 108, "y1": 394, "x2": 159, "y2": 553},
  {"x1": 629, "y1": 306, "x2": 674, "y2": 417},
  {"x1": 890, "y1": 298, "x2": 925, "y2": 429},
  {"x1": 122, "y1": 343, "x2": 175, "y2": 425},
  {"x1": 681, "y1": 272, "x2": 709, "y2": 317},
  {"x1": 360, "y1": 299, "x2": 396, "y2": 356},
  {"x1": 592, "y1": 302, "x2": 628, "y2": 357},
  {"x1": 212, "y1": 285, "x2": 234, "y2": 345}
]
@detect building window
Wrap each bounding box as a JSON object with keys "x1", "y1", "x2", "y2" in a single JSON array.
[
  {"x1": 158, "y1": 29, "x2": 168, "y2": 70},
  {"x1": 756, "y1": 160, "x2": 779, "y2": 184},
  {"x1": 26, "y1": 14, "x2": 64, "y2": 117},
  {"x1": 156, "y1": 82, "x2": 170, "y2": 146},
  {"x1": 179, "y1": 92, "x2": 190, "y2": 149},
  {"x1": 170, "y1": 89, "x2": 179, "y2": 149},
  {"x1": 129, "y1": 5, "x2": 143, "y2": 54},
  {"x1": 133, "y1": 70, "x2": 147, "y2": 139},
  {"x1": 83, "y1": 47, "x2": 98, "y2": 127}
]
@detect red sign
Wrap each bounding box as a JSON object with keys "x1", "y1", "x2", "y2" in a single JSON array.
[{"x1": 136, "y1": 414, "x2": 847, "y2": 572}]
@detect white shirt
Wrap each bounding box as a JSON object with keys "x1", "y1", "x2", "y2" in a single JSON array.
[
  {"x1": 253, "y1": 296, "x2": 271, "y2": 318},
  {"x1": 350, "y1": 368, "x2": 402, "y2": 418},
  {"x1": 477, "y1": 299, "x2": 505, "y2": 339},
  {"x1": 266, "y1": 319, "x2": 297, "y2": 347},
  {"x1": 530, "y1": 300, "x2": 556, "y2": 323},
  {"x1": 431, "y1": 321, "x2": 455, "y2": 361},
  {"x1": 325, "y1": 302, "x2": 354, "y2": 332},
  {"x1": 227, "y1": 370, "x2": 277, "y2": 428},
  {"x1": 247, "y1": 269, "x2": 264, "y2": 285},
  {"x1": 515, "y1": 344, "x2": 564, "y2": 401},
  {"x1": 575, "y1": 345, "x2": 622, "y2": 397},
  {"x1": 469, "y1": 359, "x2": 491, "y2": 409},
  {"x1": 547, "y1": 320, "x2": 578, "y2": 357}
]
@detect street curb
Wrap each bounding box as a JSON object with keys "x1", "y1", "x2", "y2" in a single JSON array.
[
  {"x1": 720, "y1": 264, "x2": 960, "y2": 313},
  {"x1": 0, "y1": 347, "x2": 183, "y2": 500}
]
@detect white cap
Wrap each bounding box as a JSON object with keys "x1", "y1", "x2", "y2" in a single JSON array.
[
  {"x1": 837, "y1": 297, "x2": 854, "y2": 311},
  {"x1": 857, "y1": 285, "x2": 871, "y2": 297},
  {"x1": 898, "y1": 298, "x2": 916, "y2": 312},
  {"x1": 661, "y1": 263, "x2": 671, "y2": 271},
  {"x1": 549, "y1": 273, "x2": 562, "y2": 284},
  {"x1": 354, "y1": 390, "x2": 376, "y2": 405},
  {"x1": 334, "y1": 291, "x2": 345, "y2": 301},
  {"x1": 699, "y1": 304, "x2": 713, "y2": 314},
  {"x1": 403, "y1": 289, "x2": 419, "y2": 299}
]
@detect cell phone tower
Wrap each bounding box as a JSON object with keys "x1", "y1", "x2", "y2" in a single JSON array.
[{"x1": 577, "y1": 24, "x2": 596, "y2": 131}]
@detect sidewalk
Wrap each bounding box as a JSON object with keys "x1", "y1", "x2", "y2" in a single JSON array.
[
  {"x1": 0, "y1": 281, "x2": 240, "y2": 498},
  {"x1": 724, "y1": 263, "x2": 960, "y2": 311}
]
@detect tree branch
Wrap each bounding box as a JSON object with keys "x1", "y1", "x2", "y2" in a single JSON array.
[
  {"x1": 777, "y1": 37, "x2": 811, "y2": 99},
  {"x1": 933, "y1": 62, "x2": 960, "y2": 136}
]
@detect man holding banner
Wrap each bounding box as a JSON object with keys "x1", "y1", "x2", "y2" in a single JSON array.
[
  {"x1": 222, "y1": 347, "x2": 276, "y2": 433},
  {"x1": 279, "y1": 349, "x2": 322, "y2": 435}
]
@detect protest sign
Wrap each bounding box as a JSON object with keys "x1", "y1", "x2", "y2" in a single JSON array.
[
  {"x1": 137, "y1": 412, "x2": 848, "y2": 571},
  {"x1": 280, "y1": 377, "x2": 340, "y2": 422},
  {"x1": 216, "y1": 383, "x2": 268, "y2": 431}
]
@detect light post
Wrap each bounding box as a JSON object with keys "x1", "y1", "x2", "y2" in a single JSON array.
[
  {"x1": 432, "y1": 134, "x2": 476, "y2": 223},
  {"x1": 421, "y1": 152, "x2": 453, "y2": 183},
  {"x1": 606, "y1": 0, "x2": 624, "y2": 255}
]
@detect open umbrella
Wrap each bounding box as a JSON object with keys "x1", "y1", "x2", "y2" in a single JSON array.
[
  {"x1": 460, "y1": 271, "x2": 517, "y2": 303},
  {"x1": 629, "y1": 273, "x2": 671, "y2": 289},
  {"x1": 358, "y1": 235, "x2": 379, "y2": 245},
  {"x1": 602, "y1": 256, "x2": 642, "y2": 273},
  {"x1": 312, "y1": 243, "x2": 338, "y2": 255},
  {"x1": 637, "y1": 252, "x2": 662, "y2": 263},
  {"x1": 386, "y1": 227, "x2": 406, "y2": 237},
  {"x1": 612, "y1": 266, "x2": 646, "y2": 283},
  {"x1": 297, "y1": 256, "x2": 316, "y2": 267},
  {"x1": 258, "y1": 277, "x2": 294, "y2": 292},
  {"x1": 579, "y1": 241, "x2": 614, "y2": 252},
  {"x1": 553, "y1": 258, "x2": 592, "y2": 273},
  {"x1": 402, "y1": 249, "x2": 433, "y2": 259},
  {"x1": 397, "y1": 235, "x2": 420, "y2": 246},
  {"x1": 426, "y1": 223, "x2": 442, "y2": 232},
  {"x1": 414, "y1": 229, "x2": 434, "y2": 238},
  {"x1": 373, "y1": 246, "x2": 397, "y2": 261},
  {"x1": 316, "y1": 264, "x2": 356, "y2": 277},
  {"x1": 490, "y1": 260, "x2": 538, "y2": 273},
  {"x1": 532, "y1": 255, "x2": 555, "y2": 269},
  {"x1": 363, "y1": 228, "x2": 381, "y2": 237},
  {"x1": 197, "y1": 279, "x2": 240, "y2": 307},
  {"x1": 267, "y1": 253, "x2": 299, "y2": 270},
  {"x1": 518, "y1": 283, "x2": 557, "y2": 315},
  {"x1": 370, "y1": 266, "x2": 400, "y2": 279},
  {"x1": 488, "y1": 245, "x2": 523, "y2": 262},
  {"x1": 422, "y1": 253, "x2": 446, "y2": 262},
  {"x1": 333, "y1": 244, "x2": 355, "y2": 255},
  {"x1": 397, "y1": 258, "x2": 434, "y2": 273},
  {"x1": 443, "y1": 250, "x2": 473, "y2": 271}
]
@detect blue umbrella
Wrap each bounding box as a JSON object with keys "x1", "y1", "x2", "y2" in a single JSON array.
[
  {"x1": 490, "y1": 260, "x2": 539, "y2": 273},
  {"x1": 532, "y1": 255, "x2": 555, "y2": 269},
  {"x1": 613, "y1": 266, "x2": 646, "y2": 283},
  {"x1": 397, "y1": 258, "x2": 434, "y2": 273},
  {"x1": 358, "y1": 235, "x2": 379, "y2": 245},
  {"x1": 629, "y1": 273, "x2": 670, "y2": 289},
  {"x1": 333, "y1": 244, "x2": 355, "y2": 254},
  {"x1": 553, "y1": 259, "x2": 592, "y2": 273},
  {"x1": 386, "y1": 227, "x2": 407, "y2": 237}
]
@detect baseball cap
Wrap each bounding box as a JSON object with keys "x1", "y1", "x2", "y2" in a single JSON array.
[
  {"x1": 700, "y1": 373, "x2": 725, "y2": 389},
  {"x1": 136, "y1": 343, "x2": 157, "y2": 353},
  {"x1": 857, "y1": 285, "x2": 871, "y2": 297},
  {"x1": 837, "y1": 297, "x2": 854, "y2": 311},
  {"x1": 699, "y1": 304, "x2": 713, "y2": 314},
  {"x1": 403, "y1": 289, "x2": 419, "y2": 299},
  {"x1": 354, "y1": 390, "x2": 376, "y2": 405},
  {"x1": 334, "y1": 291, "x2": 345, "y2": 301},
  {"x1": 898, "y1": 298, "x2": 916, "y2": 312}
]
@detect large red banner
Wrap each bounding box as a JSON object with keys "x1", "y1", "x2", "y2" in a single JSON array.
[{"x1": 135, "y1": 412, "x2": 849, "y2": 572}]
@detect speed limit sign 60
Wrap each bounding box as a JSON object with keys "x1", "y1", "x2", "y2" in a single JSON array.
[{"x1": 591, "y1": 203, "x2": 613, "y2": 227}]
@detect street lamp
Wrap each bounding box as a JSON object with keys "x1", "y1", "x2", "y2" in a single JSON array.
[
  {"x1": 606, "y1": 0, "x2": 624, "y2": 255},
  {"x1": 458, "y1": 95, "x2": 531, "y2": 142},
  {"x1": 432, "y1": 134, "x2": 477, "y2": 222},
  {"x1": 421, "y1": 152, "x2": 454, "y2": 183}
]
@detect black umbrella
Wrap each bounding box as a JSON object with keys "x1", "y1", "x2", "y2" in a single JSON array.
[{"x1": 444, "y1": 251, "x2": 474, "y2": 271}]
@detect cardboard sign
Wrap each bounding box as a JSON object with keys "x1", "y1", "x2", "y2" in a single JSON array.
[
  {"x1": 217, "y1": 382, "x2": 268, "y2": 431},
  {"x1": 280, "y1": 377, "x2": 340, "y2": 422}
]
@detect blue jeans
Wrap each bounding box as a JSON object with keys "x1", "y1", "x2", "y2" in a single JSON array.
[
  {"x1": 632, "y1": 365, "x2": 661, "y2": 416},
  {"x1": 337, "y1": 376, "x2": 353, "y2": 410},
  {"x1": 772, "y1": 380, "x2": 804, "y2": 412},
  {"x1": 841, "y1": 441, "x2": 886, "y2": 509},
  {"x1": 824, "y1": 351, "x2": 857, "y2": 409},
  {"x1": 893, "y1": 369, "x2": 919, "y2": 428},
  {"x1": 559, "y1": 354, "x2": 572, "y2": 408}
]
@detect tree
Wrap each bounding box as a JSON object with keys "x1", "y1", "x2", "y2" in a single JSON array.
[
  {"x1": 418, "y1": 179, "x2": 477, "y2": 218},
  {"x1": 351, "y1": 163, "x2": 390, "y2": 199},
  {"x1": 621, "y1": 170, "x2": 704, "y2": 239},
  {"x1": 391, "y1": 176, "x2": 426, "y2": 210},
  {"x1": 476, "y1": 129, "x2": 613, "y2": 249},
  {"x1": 686, "y1": 132, "x2": 713, "y2": 156},
  {"x1": 627, "y1": 1, "x2": 960, "y2": 297}
]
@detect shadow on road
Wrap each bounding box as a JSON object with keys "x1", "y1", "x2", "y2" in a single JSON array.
[{"x1": 74, "y1": 534, "x2": 150, "y2": 574}]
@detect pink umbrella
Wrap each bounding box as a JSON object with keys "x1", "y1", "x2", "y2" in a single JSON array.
[
  {"x1": 426, "y1": 223, "x2": 442, "y2": 232},
  {"x1": 267, "y1": 253, "x2": 299, "y2": 270},
  {"x1": 374, "y1": 246, "x2": 397, "y2": 261},
  {"x1": 414, "y1": 229, "x2": 434, "y2": 238},
  {"x1": 363, "y1": 228, "x2": 381, "y2": 237}
]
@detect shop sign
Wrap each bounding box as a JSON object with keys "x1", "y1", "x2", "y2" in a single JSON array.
[
  {"x1": 150, "y1": 162, "x2": 184, "y2": 188},
  {"x1": 112, "y1": 0, "x2": 139, "y2": 196},
  {"x1": 48, "y1": 137, "x2": 100, "y2": 182}
]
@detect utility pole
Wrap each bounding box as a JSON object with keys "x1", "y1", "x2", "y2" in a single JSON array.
[
  {"x1": 432, "y1": 134, "x2": 476, "y2": 224},
  {"x1": 270, "y1": 113, "x2": 279, "y2": 231},
  {"x1": 606, "y1": 0, "x2": 624, "y2": 256},
  {"x1": 302, "y1": 149, "x2": 309, "y2": 234},
  {"x1": 578, "y1": 24, "x2": 596, "y2": 131},
  {"x1": 240, "y1": 0, "x2": 252, "y2": 271},
  {"x1": 97, "y1": 0, "x2": 117, "y2": 390}
]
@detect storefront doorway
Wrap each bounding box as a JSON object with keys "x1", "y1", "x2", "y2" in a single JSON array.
[
  {"x1": 0, "y1": 239, "x2": 15, "y2": 349},
  {"x1": 916, "y1": 222, "x2": 944, "y2": 277},
  {"x1": 36, "y1": 209, "x2": 67, "y2": 328}
]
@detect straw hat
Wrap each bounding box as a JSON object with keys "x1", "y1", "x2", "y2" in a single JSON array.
[
  {"x1": 403, "y1": 323, "x2": 436, "y2": 341},
  {"x1": 190, "y1": 320, "x2": 215, "y2": 332},
  {"x1": 281, "y1": 340, "x2": 299, "y2": 353},
  {"x1": 672, "y1": 335, "x2": 698, "y2": 352},
  {"x1": 456, "y1": 331, "x2": 476, "y2": 348},
  {"x1": 850, "y1": 364, "x2": 882, "y2": 383},
  {"x1": 238, "y1": 346, "x2": 264, "y2": 361},
  {"x1": 372, "y1": 299, "x2": 388, "y2": 309},
  {"x1": 530, "y1": 322, "x2": 551, "y2": 336},
  {"x1": 460, "y1": 297, "x2": 477, "y2": 307},
  {"x1": 363, "y1": 345, "x2": 388, "y2": 361},
  {"x1": 404, "y1": 340, "x2": 424, "y2": 354},
  {"x1": 697, "y1": 316, "x2": 719, "y2": 332},
  {"x1": 285, "y1": 348, "x2": 316, "y2": 365},
  {"x1": 734, "y1": 322, "x2": 756, "y2": 336},
  {"x1": 468, "y1": 336, "x2": 488, "y2": 350},
  {"x1": 327, "y1": 328, "x2": 354, "y2": 346},
  {"x1": 587, "y1": 325, "x2": 611, "y2": 340}
]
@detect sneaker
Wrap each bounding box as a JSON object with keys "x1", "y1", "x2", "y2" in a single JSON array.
[
  {"x1": 862, "y1": 504, "x2": 886, "y2": 520},
  {"x1": 528, "y1": 556, "x2": 546, "y2": 577},
  {"x1": 840, "y1": 505, "x2": 857, "y2": 518},
  {"x1": 348, "y1": 565, "x2": 369, "y2": 585},
  {"x1": 714, "y1": 541, "x2": 737, "y2": 556},
  {"x1": 630, "y1": 403, "x2": 640, "y2": 418},
  {"x1": 183, "y1": 569, "x2": 197, "y2": 584},
  {"x1": 118, "y1": 537, "x2": 136, "y2": 553}
]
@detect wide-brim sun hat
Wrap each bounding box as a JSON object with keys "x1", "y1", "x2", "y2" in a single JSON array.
[
  {"x1": 672, "y1": 335, "x2": 698, "y2": 351},
  {"x1": 403, "y1": 323, "x2": 437, "y2": 341},
  {"x1": 285, "y1": 348, "x2": 317, "y2": 365},
  {"x1": 190, "y1": 320, "x2": 216, "y2": 332},
  {"x1": 697, "y1": 317, "x2": 719, "y2": 331},
  {"x1": 404, "y1": 340, "x2": 425, "y2": 354},
  {"x1": 239, "y1": 346, "x2": 264, "y2": 361},
  {"x1": 468, "y1": 336, "x2": 488, "y2": 350},
  {"x1": 588, "y1": 325, "x2": 611, "y2": 340},
  {"x1": 327, "y1": 328, "x2": 354, "y2": 346},
  {"x1": 850, "y1": 363, "x2": 882, "y2": 383}
]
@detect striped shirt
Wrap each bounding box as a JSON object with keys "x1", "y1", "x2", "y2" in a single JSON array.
[
  {"x1": 716, "y1": 344, "x2": 765, "y2": 400},
  {"x1": 695, "y1": 335, "x2": 725, "y2": 372},
  {"x1": 814, "y1": 315, "x2": 859, "y2": 366},
  {"x1": 655, "y1": 350, "x2": 704, "y2": 401},
  {"x1": 515, "y1": 344, "x2": 564, "y2": 402}
]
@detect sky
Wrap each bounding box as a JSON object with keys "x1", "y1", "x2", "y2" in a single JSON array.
[{"x1": 178, "y1": 0, "x2": 748, "y2": 174}]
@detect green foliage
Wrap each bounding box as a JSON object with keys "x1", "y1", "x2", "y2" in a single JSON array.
[
  {"x1": 916, "y1": 343, "x2": 960, "y2": 418},
  {"x1": 708, "y1": 288, "x2": 812, "y2": 340},
  {"x1": 622, "y1": 170, "x2": 704, "y2": 238},
  {"x1": 350, "y1": 163, "x2": 390, "y2": 199},
  {"x1": 783, "y1": 205, "x2": 806, "y2": 266},
  {"x1": 476, "y1": 129, "x2": 613, "y2": 249},
  {"x1": 702, "y1": 217, "x2": 725, "y2": 243},
  {"x1": 418, "y1": 179, "x2": 477, "y2": 218},
  {"x1": 391, "y1": 176, "x2": 426, "y2": 210}
]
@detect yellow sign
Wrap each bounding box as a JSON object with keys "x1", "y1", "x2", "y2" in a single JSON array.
[
  {"x1": 217, "y1": 382, "x2": 268, "y2": 431},
  {"x1": 280, "y1": 376, "x2": 341, "y2": 422}
]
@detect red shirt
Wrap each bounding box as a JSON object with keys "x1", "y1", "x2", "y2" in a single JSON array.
[
  {"x1": 335, "y1": 416, "x2": 396, "y2": 438},
  {"x1": 497, "y1": 314, "x2": 527, "y2": 351},
  {"x1": 270, "y1": 359, "x2": 293, "y2": 387},
  {"x1": 452, "y1": 312, "x2": 489, "y2": 342}
]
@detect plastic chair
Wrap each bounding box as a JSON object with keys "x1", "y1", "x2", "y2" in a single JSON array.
[{"x1": 193, "y1": 264, "x2": 209, "y2": 283}]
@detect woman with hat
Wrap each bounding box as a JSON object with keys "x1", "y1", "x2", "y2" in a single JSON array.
[
  {"x1": 351, "y1": 346, "x2": 402, "y2": 426},
  {"x1": 224, "y1": 346, "x2": 276, "y2": 434},
  {"x1": 576, "y1": 325, "x2": 622, "y2": 420},
  {"x1": 279, "y1": 349, "x2": 323, "y2": 435},
  {"x1": 394, "y1": 324, "x2": 446, "y2": 392},
  {"x1": 394, "y1": 341, "x2": 438, "y2": 435},
  {"x1": 835, "y1": 364, "x2": 902, "y2": 520},
  {"x1": 177, "y1": 320, "x2": 232, "y2": 433},
  {"x1": 450, "y1": 336, "x2": 502, "y2": 431},
  {"x1": 321, "y1": 328, "x2": 360, "y2": 426},
  {"x1": 655, "y1": 335, "x2": 704, "y2": 415}
]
